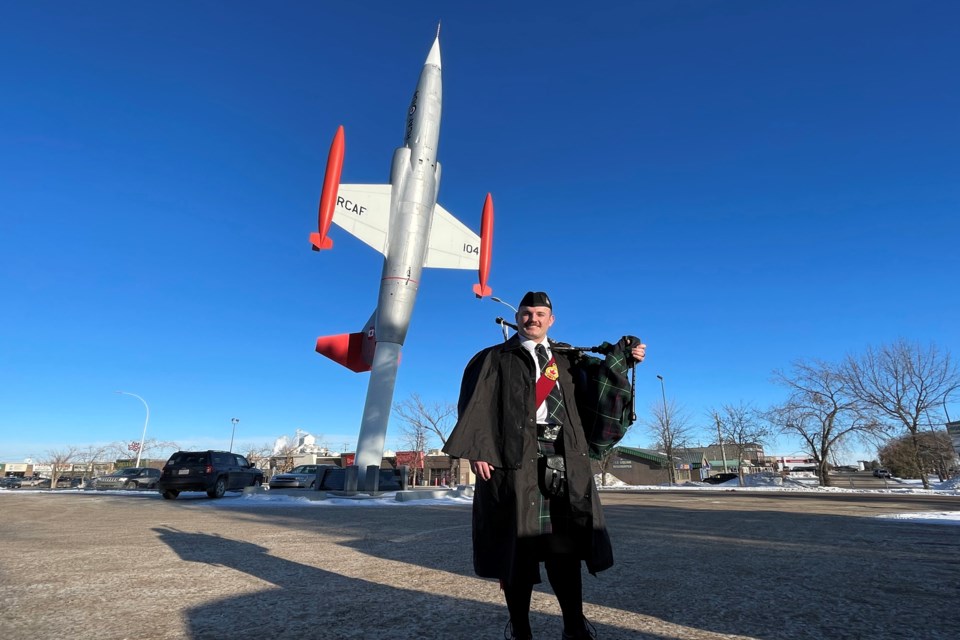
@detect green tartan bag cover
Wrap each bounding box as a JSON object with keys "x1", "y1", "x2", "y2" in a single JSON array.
[{"x1": 571, "y1": 335, "x2": 638, "y2": 459}]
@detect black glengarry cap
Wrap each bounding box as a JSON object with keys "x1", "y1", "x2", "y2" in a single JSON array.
[{"x1": 518, "y1": 291, "x2": 552, "y2": 309}]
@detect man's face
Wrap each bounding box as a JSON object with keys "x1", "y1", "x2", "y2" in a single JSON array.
[{"x1": 516, "y1": 305, "x2": 554, "y2": 342}]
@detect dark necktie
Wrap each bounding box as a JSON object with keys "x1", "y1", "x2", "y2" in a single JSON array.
[{"x1": 536, "y1": 344, "x2": 567, "y2": 425}]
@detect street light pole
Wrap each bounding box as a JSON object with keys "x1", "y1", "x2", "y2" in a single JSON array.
[
  {"x1": 490, "y1": 296, "x2": 517, "y2": 312},
  {"x1": 938, "y1": 387, "x2": 956, "y2": 480},
  {"x1": 115, "y1": 391, "x2": 149, "y2": 467},
  {"x1": 656, "y1": 375, "x2": 674, "y2": 484},
  {"x1": 944, "y1": 385, "x2": 955, "y2": 424},
  {"x1": 490, "y1": 296, "x2": 518, "y2": 341},
  {"x1": 230, "y1": 418, "x2": 239, "y2": 453}
]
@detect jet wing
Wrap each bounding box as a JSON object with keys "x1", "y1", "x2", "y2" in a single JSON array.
[
  {"x1": 424, "y1": 203, "x2": 481, "y2": 270},
  {"x1": 331, "y1": 184, "x2": 392, "y2": 256}
]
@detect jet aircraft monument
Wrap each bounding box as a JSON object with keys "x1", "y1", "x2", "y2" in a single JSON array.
[{"x1": 309, "y1": 29, "x2": 493, "y2": 487}]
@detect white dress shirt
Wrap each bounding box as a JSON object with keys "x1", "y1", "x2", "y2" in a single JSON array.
[{"x1": 521, "y1": 336, "x2": 552, "y2": 424}]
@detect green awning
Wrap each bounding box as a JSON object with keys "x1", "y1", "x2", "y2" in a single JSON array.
[{"x1": 615, "y1": 447, "x2": 669, "y2": 465}]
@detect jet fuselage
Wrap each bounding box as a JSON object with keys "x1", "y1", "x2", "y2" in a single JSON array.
[{"x1": 377, "y1": 38, "x2": 442, "y2": 345}]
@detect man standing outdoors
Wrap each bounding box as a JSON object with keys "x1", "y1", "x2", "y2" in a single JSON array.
[{"x1": 443, "y1": 291, "x2": 646, "y2": 640}]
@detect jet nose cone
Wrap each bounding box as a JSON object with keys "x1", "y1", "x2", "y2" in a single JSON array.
[{"x1": 426, "y1": 35, "x2": 441, "y2": 70}]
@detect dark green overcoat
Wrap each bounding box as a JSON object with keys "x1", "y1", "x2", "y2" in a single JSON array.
[{"x1": 442, "y1": 334, "x2": 635, "y2": 585}]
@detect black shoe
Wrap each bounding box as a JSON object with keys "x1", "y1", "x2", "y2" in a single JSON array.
[
  {"x1": 505, "y1": 619, "x2": 533, "y2": 640},
  {"x1": 560, "y1": 616, "x2": 597, "y2": 639}
]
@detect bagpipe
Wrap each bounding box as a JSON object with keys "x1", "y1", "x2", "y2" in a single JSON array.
[{"x1": 495, "y1": 316, "x2": 638, "y2": 422}]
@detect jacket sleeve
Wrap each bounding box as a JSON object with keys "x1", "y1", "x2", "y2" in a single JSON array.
[
  {"x1": 572, "y1": 336, "x2": 637, "y2": 459},
  {"x1": 441, "y1": 348, "x2": 504, "y2": 467}
]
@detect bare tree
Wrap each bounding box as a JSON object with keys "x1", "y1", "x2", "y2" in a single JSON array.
[
  {"x1": 711, "y1": 401, "x2": 770, "y2": 485},
  {"x1": 645, "y1": 399, "x2": 694, "y2": 485},
  {"x1": 241, "y1": 443, "x2": 275, "y2": 469},
  {"x1": 393, "y1": 393, "x2": 457, "y2": 485},
  {"x1": 139, "y1": 438, "x2": 179, "y2": 465},
  {"x1": 768, "y1": 359, "x2": 878, "y2": 487},
  {"x1": 270, "y1": 440, "x2": 300, "y2": 474},
  {"x1": 393, "y1": 393, "x2": 456, "y2": 447},
  {"x1": 844, "y1": 339, "x2": 959, "y2": 489},
  {"x1": 74, "y1": 444, "x2": 112, "y2": 482},
  {"x1": 828, "y1": 439, "x2": 855, "y2": 470},
  {"x1": 107, "y1": 438, "x2": 179, "y2": 466},
  {"x1": 42, "y1": 447, "x2": 78, "y2": 487}
]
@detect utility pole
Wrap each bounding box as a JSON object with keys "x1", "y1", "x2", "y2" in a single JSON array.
[
  {"x1": 230, "y1": 418, "x2": 239, "y2": 453},
  {"x1": 714, "y1": 413, "x2": 730, "y2": 473},
  {"x1": 656, "y1": 375, "x2": 675, "y2": 485}
]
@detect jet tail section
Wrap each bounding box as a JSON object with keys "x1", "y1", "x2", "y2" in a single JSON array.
[
  {"x1": 315, "y1": 333, "x2": 372, "y2": 372},
  {"x1": 315, "y1": 311, "x2": 377, "y2": 373}
]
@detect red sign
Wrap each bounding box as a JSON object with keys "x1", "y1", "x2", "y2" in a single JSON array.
[
  {"x1": 342, "y1": 453, "x2": 355, "y2": 466},
  {"x1": 128, "y1": 441, "x2": 141, "y2": 453},
  {"x1": 395, "y1": 451, "x2": 424, "y2": 468}
]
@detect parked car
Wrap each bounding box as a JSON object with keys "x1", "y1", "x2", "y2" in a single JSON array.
[
  {"x1": 0, "y1": 477, "x2": 22, "y2": 489},
  {"x1": 52, "y1": 476, "x2": 83, "y2": 488},
  {"x1": 702, "y1": 472, "x2": 740, "y2": 485},
  {"x1": 268, "y1": 464, "x2": 331, "y2": 489},
  {"x1": 158, "y1": 450, "x2": 264, "y2": 499},
  {"x1": 95, "y1": 467, "x2": 161, "y2": 490},
  {"x1": 873, "y1": 468, "x2": 892, "y2": 478}
]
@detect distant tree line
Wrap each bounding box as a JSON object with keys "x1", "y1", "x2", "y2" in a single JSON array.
[
  {"x1": 389, "y1": 339, "x2": 958, "y2": 489},
  {"x1": 39, "y1": 341, "x2": 950, "y2": 491},
  {"x1": 644, "y1": 338, "x2": 958, "y2": 487}
]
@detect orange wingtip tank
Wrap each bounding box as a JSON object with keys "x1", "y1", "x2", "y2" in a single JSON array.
[
  {"x1": 311, "y1": 125, "x2": 345, "y2": 251},
  {"x1": 473, "y1": 192, "x2": 494, "y2": 298}
]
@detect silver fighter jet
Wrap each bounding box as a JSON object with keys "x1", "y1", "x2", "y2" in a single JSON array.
[{"x1": 310, "y1": 30, "x2": 494, "y2": 482}]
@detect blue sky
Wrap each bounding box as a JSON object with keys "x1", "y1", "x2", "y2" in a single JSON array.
[{"x1": 2, "y1": 1, "x2": 958, "y2": 463}]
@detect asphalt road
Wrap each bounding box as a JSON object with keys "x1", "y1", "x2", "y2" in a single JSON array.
[{"x1": 1, "y1": 489, "x2": 958, "y2": 640}]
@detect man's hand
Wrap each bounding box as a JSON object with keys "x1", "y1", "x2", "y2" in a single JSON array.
[
  {"x1": 471, "y1": 460, "x2": 494, "y2": 481},
  {"x1": 630, "y1": 341, "x2": 647, "y2": 364}
]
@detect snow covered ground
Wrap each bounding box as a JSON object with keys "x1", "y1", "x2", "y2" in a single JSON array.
[
  {"x1": 8, "y1": 473, "x2": 956, "y2": 525},
  {"x1": 596, "y1": 473, "x2": 960, "y2": 525}
]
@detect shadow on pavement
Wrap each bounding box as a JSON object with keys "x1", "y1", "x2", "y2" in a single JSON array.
[{"x1": 150, "y1": 495, "x2": 960, "y2": 640}]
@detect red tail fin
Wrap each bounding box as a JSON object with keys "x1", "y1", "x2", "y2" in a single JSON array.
[{"x1": 315, "y1": 332, "x2": 372, "y2": 372}]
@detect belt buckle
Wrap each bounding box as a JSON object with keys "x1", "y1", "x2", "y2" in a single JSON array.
[{"x1": 539, "y1": 424, "x2": 561, "y2": 441}]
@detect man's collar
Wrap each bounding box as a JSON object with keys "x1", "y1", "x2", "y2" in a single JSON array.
[{"x1": 520, "y1": 335, "x2": 550, "y2": 351}]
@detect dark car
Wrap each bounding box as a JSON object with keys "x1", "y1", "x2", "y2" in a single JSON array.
[
  {"x1": 268, "y1": 464, "x2": 331, "y2": 489},
  {"x1": 158, "y1": 450, "x2": 264, "y2": 500},
  {"x1": 94, "y1": 468, "x2": 161, "y2": 490},
  {"x1": 54, "y1": 476, "x2": 84, "y2": 488},
  {"x1": 0, "y1": 477, "x2": 22, "y2": 489},
  {"x1": 702, "y1": 472, "x2": 740, "y2": 485}
]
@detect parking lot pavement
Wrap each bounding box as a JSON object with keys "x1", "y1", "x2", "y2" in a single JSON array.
[{"x1": 1, "y1": 490, "x2": 958, "y2": 639}]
